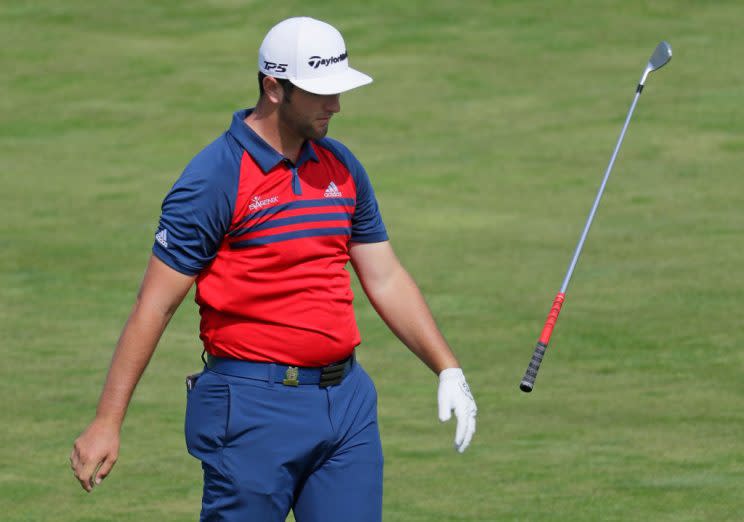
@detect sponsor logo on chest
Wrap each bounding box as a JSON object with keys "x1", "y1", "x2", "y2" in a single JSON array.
[
  {"x1": 324, "y1": 182, "x2": 343, "y2": 198},
  {"x1": 249, "y1": 195, "x2": 280, "y2": 211}
]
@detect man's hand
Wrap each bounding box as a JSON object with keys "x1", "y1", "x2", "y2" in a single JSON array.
[
  {"x1": 70, "y1": 419, "x2": 120, "y2": 492},
  {"x1": 437, "y1": 368, "x2": 477, "y2": 453}
]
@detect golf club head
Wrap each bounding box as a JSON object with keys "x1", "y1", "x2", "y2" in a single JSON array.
[
  {"x1": 639, "y1": 41, "x2": 672, "y2": 86},
  {"x1": 648, "y1": 41, "x2": 672, "y2": 72}
]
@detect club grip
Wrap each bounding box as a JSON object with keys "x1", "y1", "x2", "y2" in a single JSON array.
[
  {"x1": 539, "y1": 292, "x2": 565, "y2": 345},
  {"x1": 520, "y1": 293, "x2": 566, "y2": 393},
  {"x1": 520, "y1": 342, "x2": 547, "y2": 392}
]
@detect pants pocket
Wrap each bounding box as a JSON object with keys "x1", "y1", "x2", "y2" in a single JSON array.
[{"x1": 185, "y1": 371, "x2": 231, "y2": 461}]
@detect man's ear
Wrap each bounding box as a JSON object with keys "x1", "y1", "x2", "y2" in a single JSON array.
[{"x1": 263, "y1": 75, "x2": 284, "y2": 104}]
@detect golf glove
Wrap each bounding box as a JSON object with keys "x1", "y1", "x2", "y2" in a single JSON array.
[{"x1": 437, "y1": 368, "x2": 477, "y2": 453}]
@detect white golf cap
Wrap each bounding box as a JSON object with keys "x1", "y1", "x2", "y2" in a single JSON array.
[{"x1": 258, "y1": 17, "x2": 373, "y2": 95}]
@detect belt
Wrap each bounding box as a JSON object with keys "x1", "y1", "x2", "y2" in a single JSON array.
[{"x1": 205, "y1": 352, "x2": 355, "y2": 387}]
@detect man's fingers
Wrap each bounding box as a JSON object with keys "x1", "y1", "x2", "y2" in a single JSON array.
[
  {"x1": 438, "y1": 401, "x2": 452, "y2": 422},
  {"x1": 69, "y1": 448, "x2": 79, "y2": 470},
  {"x1": 457, "y1": 415, "x2": 476, "y2": 453},
  {"x1": 453, "y1": 405, "x2": 477, "y2": 453},
  {"x1": 71, "y1": 443, "x2": 110, "y2": 492},
  {"x1": 73, "y1": 459, "x2": 97, "y2": 492},
  {"x1": 454, "y1": 408, "x2": 467, "y2": 448},
  {"x1": 95, "y1": 455, "x2": 117, "y2": 485},
  {"x1": 70, "y1": 445, "x2": 91, "y2": 492}
]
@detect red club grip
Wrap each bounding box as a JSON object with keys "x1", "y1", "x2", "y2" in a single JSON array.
[{"x1": 538, "y1": 292, "x2": 566, "y2": 345}]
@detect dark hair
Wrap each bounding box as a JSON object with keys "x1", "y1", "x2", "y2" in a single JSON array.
[{"x1": 258, "y1": 72, "x2": 294, "y2": 100}]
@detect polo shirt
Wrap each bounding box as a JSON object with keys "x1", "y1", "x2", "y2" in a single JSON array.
[{"x1": 152, "y1": 109, "x2": 388, "y2": 366}]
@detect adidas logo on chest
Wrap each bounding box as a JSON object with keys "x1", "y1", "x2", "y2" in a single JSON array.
[{"x1": 323, "y1": 181, "x2": 343, "y2": 198}]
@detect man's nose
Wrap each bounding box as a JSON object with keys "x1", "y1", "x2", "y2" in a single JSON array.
[{"x1": 325, "y1": 94, "x2": 341, "y2": 113}]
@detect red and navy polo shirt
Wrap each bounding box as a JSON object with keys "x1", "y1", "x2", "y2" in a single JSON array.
[{"x1": 152, "y1": 109, "x2": 388, "y2": 366}]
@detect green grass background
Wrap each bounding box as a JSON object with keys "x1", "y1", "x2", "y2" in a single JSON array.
[{"x1": 2, "y1": 0, "x2": 743, "y2": 520}]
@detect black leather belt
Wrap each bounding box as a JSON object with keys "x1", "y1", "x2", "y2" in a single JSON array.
[{"x1": 204, "y1": 352, "x2": 355, "y2": 387}]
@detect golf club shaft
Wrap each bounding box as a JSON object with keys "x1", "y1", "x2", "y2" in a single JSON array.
[
  {"x1": 560, "y1": 86, "x2": 643, "y2": 295},
  {"x1": 519, "y1": 82, "x2": 646, "y2": 394}
]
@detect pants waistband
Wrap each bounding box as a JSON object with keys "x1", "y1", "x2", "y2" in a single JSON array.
[{"x1": 205, "y1": 352, "x2": 355, "y2": 387}]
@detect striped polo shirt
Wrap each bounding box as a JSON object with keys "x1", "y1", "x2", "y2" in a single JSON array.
[{"x1": 153, "y1": 109, "x2": 388, "y2": 366}]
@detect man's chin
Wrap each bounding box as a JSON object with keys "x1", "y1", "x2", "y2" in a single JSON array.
[{"x1": 308, "y1": 125, "x2": 329, "y2": 141}]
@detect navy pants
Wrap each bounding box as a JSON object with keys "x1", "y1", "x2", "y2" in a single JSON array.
[{"x1": 185, "y1": 360, "x2": 383, "y2": 521}]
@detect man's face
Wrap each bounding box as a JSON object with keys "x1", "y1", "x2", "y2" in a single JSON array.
[{"x1": 278, "y1": 86, "x2": 341, "y2": 141}]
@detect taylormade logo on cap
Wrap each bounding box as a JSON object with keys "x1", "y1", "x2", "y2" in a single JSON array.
[
  {"x1": 308, "y1": 52, "x2": 348, "y2": 69},
  {"x1": 258, "y1": 17, "x2": 372, "y2": 95}
]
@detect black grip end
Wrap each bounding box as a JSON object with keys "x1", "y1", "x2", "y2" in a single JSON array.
[{"x1": 519, "y1": 342, "x2": 547, "y2": 393}]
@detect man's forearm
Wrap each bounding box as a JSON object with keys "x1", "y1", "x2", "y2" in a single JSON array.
[
  {"x1": 93, "y1": 254, "x2": 195, "y2": 427},
  {"x1": 363, "y1": 263, "x2": 459, "y2": 373},
  {"x1": 95, "y1": 298, "x2": 175, "y2": 427}
]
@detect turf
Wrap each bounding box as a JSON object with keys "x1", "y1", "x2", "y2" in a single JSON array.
[{"x1": 2, "y1": 1, "x2": 743, "y2": 520}]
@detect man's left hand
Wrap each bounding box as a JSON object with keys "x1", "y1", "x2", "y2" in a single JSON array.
[{"x1": 437, "y1": 368, "x2": 477, "y2": 453}]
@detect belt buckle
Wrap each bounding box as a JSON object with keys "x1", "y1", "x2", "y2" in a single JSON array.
[
  {"x1": 319, "y1": 360, "x2": 348, "y2": 388},
  {"x1": 282, "y1": 366, "x2": 299, "y2": 386}
]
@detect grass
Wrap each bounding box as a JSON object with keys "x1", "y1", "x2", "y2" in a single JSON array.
[{"x1": 2, "y1": 0, "x2": 743, "y2": 520}]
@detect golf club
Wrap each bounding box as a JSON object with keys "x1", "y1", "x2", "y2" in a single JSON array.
[{"x1": 519, "y1": 41, "x2": 672, "y2": 393}]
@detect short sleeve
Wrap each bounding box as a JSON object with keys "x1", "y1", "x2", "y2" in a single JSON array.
[
  {"x1": 316, "y1": 138, "x2": 388, "y2": 243},
  {"x1": 350, "y1": 163, "x2": 388, "y2": 243},
  {"x1": 153, "y1": 139, "x2": 239, "y2": 275}
]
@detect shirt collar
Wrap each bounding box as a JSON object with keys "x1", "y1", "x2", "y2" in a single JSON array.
[{"x1": 228, "y1": 108, "x2": 319, "y2": 173}]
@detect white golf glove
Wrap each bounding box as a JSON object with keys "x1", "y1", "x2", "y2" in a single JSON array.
[{"x1": 437, "y1": 368, "x2": 477, "y2": 453}]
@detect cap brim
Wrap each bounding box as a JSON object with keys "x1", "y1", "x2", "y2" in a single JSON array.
[{"x1": 289, "y1": 67, "x2": 373, "y2": 95}]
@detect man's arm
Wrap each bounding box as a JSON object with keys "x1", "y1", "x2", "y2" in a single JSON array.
[
  {"x1": 349, "y1": 241, "x2": 458, "y2": 372},
  {"x1": 70, "y1": 254, "x2": 196, "y2": 491},
  {"x1": 349, "y1": 241, "x2": 477, "y2": 452}
]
